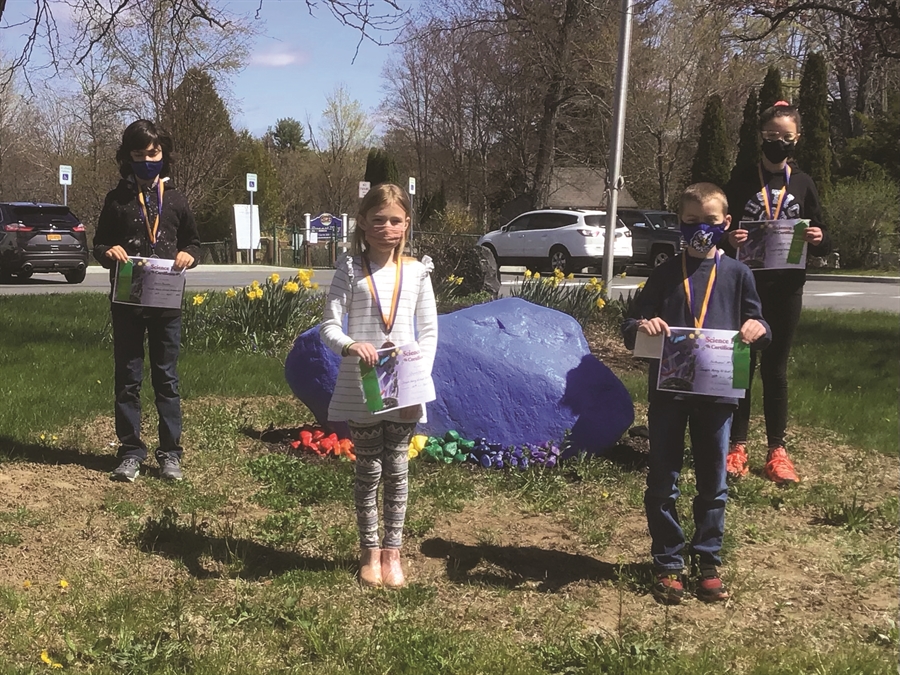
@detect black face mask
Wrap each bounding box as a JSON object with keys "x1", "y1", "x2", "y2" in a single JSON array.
[{"x1": 761, "y1": 139, "x2": 795, "y2": 164}]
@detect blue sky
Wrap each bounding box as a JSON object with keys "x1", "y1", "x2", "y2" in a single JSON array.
[{"x1": 1, "y1": 0, "x2": 402, "y2": 137}]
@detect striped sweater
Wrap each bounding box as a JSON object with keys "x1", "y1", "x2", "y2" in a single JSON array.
[{"x1": 320, "y1": 254, "x2": 438, "y2": 423}]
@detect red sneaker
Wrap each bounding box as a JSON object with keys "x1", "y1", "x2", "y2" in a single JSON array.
[
  {"x1": 764, "y1": 446, "x2": 800, "y2": 484},
  {"x1": 725, "y1": 443, "x2": 749, "y2": 479},
  {"x1": 696, "y1": 566, "x2": 730, "y2": 603},
  {"x1": 652, "y1": 572, "x2": 684, "y2": 605}
]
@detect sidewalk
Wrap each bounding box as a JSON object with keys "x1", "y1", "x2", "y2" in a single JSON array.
[{"x1": 806, "y1": 273, "x2": 899, "y2": 284}]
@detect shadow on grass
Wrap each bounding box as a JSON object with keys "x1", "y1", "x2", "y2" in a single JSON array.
[
  {"x1": 135, "y1": 508, "x2": 353, "y2": 581},
  {"x1": 0, "y1": 435, "x2": 116, "y2": 474},
  {"x1": 420, "y1": 537, "x2": 652, "y2": 593}
]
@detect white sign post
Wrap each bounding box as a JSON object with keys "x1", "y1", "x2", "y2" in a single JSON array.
[
  {"x1": 233, "y1": 205, "x2": 260, "y2": 254},
  {"x1": 59, "y1": 165, "x2": 72, "y2": 205},
  {"x1": 245, "y1": 173, "x2": 258, "y2": 263},
  {"x1": 358, "y1": 181, "x2": 371, "y2": 199},
  {"x1": 407, "y1": 176, "x2": 416, "y2": 243}
]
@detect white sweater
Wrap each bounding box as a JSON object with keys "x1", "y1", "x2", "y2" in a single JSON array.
[{"x1": 320, "y1": 254, "x2": 438, "y2": 423}]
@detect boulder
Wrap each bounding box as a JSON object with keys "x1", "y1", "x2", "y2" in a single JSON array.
[{"x1": 284, "y1": 297, "x2": 634, "y2": 453}]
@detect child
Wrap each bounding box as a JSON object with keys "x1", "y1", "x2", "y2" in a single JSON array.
[
  {"x1": 622, "y1": 183, "x2": 771, "y2": 604},
  {"x1": 320, "y1": 183, "x2": 438, "y2": 588},
  {"x1": 725, "y1": 101, "x2": 831, "y2": 484},
  {"x1": 93, "y1": 120, "x2": 200, "y2": 483}
]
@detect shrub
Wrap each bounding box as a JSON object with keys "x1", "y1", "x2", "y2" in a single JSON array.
[
  {"x1": 822, "y1": 176, "x2": 899, "y2": 269},
  {"x1": 510, "y1": 269, "x2": 611, "y2": 326},
  {"x1": 414, "y1": 232, "x2": 489, "y2": 296}
]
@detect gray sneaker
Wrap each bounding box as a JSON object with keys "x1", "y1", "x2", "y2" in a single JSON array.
[
  {"x1": 111, "y1": 457, "x2": 141, "y2": 482},
  {"x1": 158, "y1": 453, "x2": 183, "y2": 481}
]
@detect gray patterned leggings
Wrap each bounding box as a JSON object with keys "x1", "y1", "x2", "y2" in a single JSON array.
[{"x1": 348, "y1": 420, "x2": 415, "y2": 550}]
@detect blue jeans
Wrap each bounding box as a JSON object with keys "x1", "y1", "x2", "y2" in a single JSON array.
[
  {"x1": 111, "y1": 304, "x2": 183, "y2": 463},
  {"x1": 645, "y1": 399, "x2": 733, "y2": 572}
]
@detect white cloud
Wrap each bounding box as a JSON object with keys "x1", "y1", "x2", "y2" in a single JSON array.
[{"x1": 251, "y1": 50, "x2": 309, "y2": 68}]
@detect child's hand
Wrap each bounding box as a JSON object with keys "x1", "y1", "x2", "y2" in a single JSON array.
[
  {"x1": 727, "y1": 229, "x2": 747, "y2": 248},
  {"x1": 637, "y1": 317, "x2": 670, "y2": 337},
  {"x1": 739, "y1": 319, "x2": 766, "y2": 344},
  {"x1": 105, "y1": 245, "x2": 129, "y2": 263},
  {"x1": 173, "y1": 251, "x2": 195, "y2": 271},
  {"x1": 348, "y1": 342, "x2": 378, "y2": 367},
  {"x1": 803, "y1": 227, "x2": 824, "y2": 245},
  {"x1": 399, "y1": 405, "x2": 421, "y2": 420}
]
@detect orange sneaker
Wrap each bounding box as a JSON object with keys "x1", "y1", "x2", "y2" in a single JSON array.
[
  {"x1": 764, "y1": 446, "x2": 800, "y2": 484},
  {"x1": 725, "y1": 443, "x2": 749, "y2": 479}
]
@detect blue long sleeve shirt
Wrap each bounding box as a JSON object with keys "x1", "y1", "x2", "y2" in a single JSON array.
[{"x1": 622, "y1": 252, "x2": 772, "y2": 406}]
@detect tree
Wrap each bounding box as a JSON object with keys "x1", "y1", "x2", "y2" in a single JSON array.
[
  {"x1": 690, "y1": 94, "x2": 731, "y2": 187},
  {"x1": 758, "y1": 66, "x2": 784, "y2": 112},
  {"x1": 269, "y1": 118, "x2": 308, "y2": 152},
  {"x1": 364, "y1": 148, "x2": 400, "y2": 186},
  {"x1": 795, "y1": 52, "x2": 832, "y2": 192},
  {"x1": 728, "y1": 88, "x2": 761, "y2": 193}
]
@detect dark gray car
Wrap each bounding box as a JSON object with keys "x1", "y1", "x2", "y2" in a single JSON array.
[
  {"x1": 0, "y1": 202, "x2": 89, "y2": 283},
  {"x1": 617, "y1": 209, "x2": 682, "y2": 268}
]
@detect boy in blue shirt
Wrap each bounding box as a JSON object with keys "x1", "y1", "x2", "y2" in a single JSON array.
[{"x1": 622, "y1": 183, "x2": 771, "y2": 604}]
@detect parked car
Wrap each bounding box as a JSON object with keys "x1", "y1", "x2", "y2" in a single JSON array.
[
  {"x1": 0, "y1": 202, "x2": 89, "y2": 283},
  {"x1": 616, "y1": 208, "x2": 682, "y2": 268},
  {"x1": 477, "y1": 209, "x2": 633, "y2": 274}
]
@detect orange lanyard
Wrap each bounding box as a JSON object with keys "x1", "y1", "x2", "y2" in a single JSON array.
[
  {"x1": 758, "y1": 163, "x2": 791, "y2": 220},
  {"x1": 682, "y1": 250, "x2": 719, "y2": 329},
  {"x1": 137, "y1": 180, "x2": 164, "y2": 247},
  {"x1": 362, "y1": 255, "x2": 403, "y2": 334}
]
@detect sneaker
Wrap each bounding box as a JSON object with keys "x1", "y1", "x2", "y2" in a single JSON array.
[
  {"x1": 725, "y1": 443, "x2": 749, "y2": 479},
  {"x1": 696, "y1": 566, "x2": 730, "y2": 602},
  {"x1": 651, "y1": 572, "x2": 684, "y2": 605},
  {"x1": 158, "y1": 453, "x2": 183, "y2": 481},
  {"x1": 111, "y1": 457, "x2": 141, "y2": 482},
  {"x1": 763, "y1": 446, "x2": 799, "y2": 484}
]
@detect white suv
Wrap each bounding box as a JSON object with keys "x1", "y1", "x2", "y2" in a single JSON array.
[{"x1": 477, "y1": 209, "x2": 633, "y2": 274}]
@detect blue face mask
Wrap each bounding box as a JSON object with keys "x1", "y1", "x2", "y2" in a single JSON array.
[
  {"x1": 680, "y1": 221, "x2": 726, "y2": 254},
  {"x1": 131, "y1": 160, "x2": 164, "y2": 181}
]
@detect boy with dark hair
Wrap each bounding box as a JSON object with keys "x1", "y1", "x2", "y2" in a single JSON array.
[
  {"x1": 94, "y1": 119, "x2": 200, "y2": 483},
  {"x1": 622, "y1": 182, "x2": 771, "y2": 604}
]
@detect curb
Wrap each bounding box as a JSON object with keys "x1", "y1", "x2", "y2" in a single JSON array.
[{"x1": 806, "y1": 274, "x2": 900, "y2": 284}]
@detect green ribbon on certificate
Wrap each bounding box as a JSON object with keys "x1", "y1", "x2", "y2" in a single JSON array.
[
  {"x1": 359, "y1": 362, "x2": 384, "y2": 412},
  {"x1": 731, "y1": 335, "x2": 751, "y2": 389},
  {"x1": 786, "y1": 220, "x2": 808, "y2": 264},
  {"x1": 116, "y1": 260, "x2": 134, "y2": 302}
]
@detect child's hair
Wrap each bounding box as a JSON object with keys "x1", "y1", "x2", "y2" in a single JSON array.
[
  {"x1": 115, "y1": 120, "x2": 175, "y2": 179},
  {"x1": 352, "y1": 183, "x2": 411, "y2": 259},
  {"x1": 759, "y1": 100, "x2": 802, "y2": 132},
  {"x1": 679, "y1": 182, "x2": 729, "y2": 216}
]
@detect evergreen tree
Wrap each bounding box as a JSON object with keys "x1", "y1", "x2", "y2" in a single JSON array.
[
  {"x1": 690, "y1": 95, "x2": 731, "y2": 188},
  {"x1": 795, "y1": 52, "x2": 832, "y2": 193},
  {"x1": 728, "y1": 89, "x2": 761, "y2": 194},
  {"x1": 364, "y1": 148, "x2": 400, "y2": 186},
  {"x1": 270, "y1": 118, "x2": 307, "y2": 152},
  {"x1": 759, "y1": 66, "x2": 784, "y2": 113}
]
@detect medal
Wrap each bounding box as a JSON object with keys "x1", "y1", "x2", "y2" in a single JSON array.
[
  {"x1": 362, "y1": 255, "x2": 403, "y2": 334},
  {"x1": 758, "y1": 163, "x2": 791, "y2": 220},
  {"x1": 682, "y1": 250, "x2": 719, "y2": 329}
]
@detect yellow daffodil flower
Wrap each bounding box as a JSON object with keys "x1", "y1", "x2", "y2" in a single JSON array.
[
  {"x1": 596, "y1": 297, "x2": 606, "y2": 309},
  {"x1": 269, "y1": 273, "x2": 280, "y2": 284},
  {"x1": 311, "y1": 282, "x2": 319, "y2": 290},
  {"x1": 567, "y1": 273, "x2": 574, "y2": 279},
  {"x1": 524, "y1": 269, "x2": 532, "y2": 279},
  {"x1": 251, "y1": 280, "x2": 260, "y2": 289},
  {"x1": 283, "y1": 281, "x2": 300, "y2": 294},
  {"x1": 225, "y1": 288, "x2": 237, "y2": 299},
  {"x1": 533, "y1": 272, "x2": 540, "y2": 279},
  {"x1": 638, "y1": 281, "x2": 646, "y2": 289},
  {"x1": 192, "y1": 294, "x2": 206, "y2": 306}
]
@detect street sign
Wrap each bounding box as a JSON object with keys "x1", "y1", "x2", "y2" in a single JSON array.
[
  {"x1": 358, "y1": 181, "x2": 371, "y2": 199},
  {"x1": 408, "y1": 177, "x2": 416, "y2": 195},
  {"x1": 59, "y1": 165, "x2": 72, "y2": 186},
  {"x1": 246, "y1": 173, "x2": 258, "y2": 192}
]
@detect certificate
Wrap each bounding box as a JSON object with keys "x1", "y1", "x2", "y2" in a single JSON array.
[
  {"x1": 359, "y1": 341, "x2": 435, "y2": 414},
  {"x1": 737, "y1": 219, "x2": 809, "y2": 270},
  {"x1": 657, "y1": 327, "x2": 750, "y2": 398},
  {"x1": 113, "y1": 257, "x2": 186, "y2": 309}
]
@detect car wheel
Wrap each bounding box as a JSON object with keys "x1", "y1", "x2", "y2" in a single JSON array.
[
  {"x1": 65, "y1": 268, "x2": 87, "y2": 284},
  {"x1": 17, "y1": 269, "x2": 33, "y2": 280},
  {"x1": 549, "y1": 246, "x2": 571, "y2": 274},
  {"x1": 652, "y1": 246, "x2": 673, "y2": 268}
]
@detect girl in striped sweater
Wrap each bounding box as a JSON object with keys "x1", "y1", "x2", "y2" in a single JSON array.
[{"x1": 320, "y1": 184, "x2": 438, "y2": 588}]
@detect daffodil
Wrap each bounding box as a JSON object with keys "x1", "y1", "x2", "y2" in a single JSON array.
[
  {"x1": 455, "y1": 277, "x2": 463, "y2": 285},
  {"x1": 303, "y1": 279, "x2": 312, "y2": 289},
  {"x1": 567, "y1": 273, "x2": 574, "y2": 279},
  {"x1": 638, "y1": 281, "x2": 645, "y2": 289},
  {"x1": 192, "y1": 294, "x2": 206, "y2": 306},
  {"x1": 283, "y1": 281, "x2": 300, "y2": 294},
  {"x1": 618, "y1": 271, "x2": 627, "y2": 278},
  {"x1": 269, "y1": 273, "x2": 280, "y2": 284},
  {"x1": 524, "y1": 269, "x2": 532, "y2": 279},
  {"x1": 251, "y1": 280, "x2": 261, "y2": 290},
  {"x1": 533, "y1": 272, "x2": 540, "y2": 279},
  {"x1": 225, "y1": 288, "x2": 237, "y2": 299},
  {"x1": 596, "y1": 297, "x2": 606, "y2": 309},
  {"x1": 41, "y1": 650, "x2": 52, "y2": 665},
  {"x1": 311, "y1": 282, "x2": 319, "y2": 290}
]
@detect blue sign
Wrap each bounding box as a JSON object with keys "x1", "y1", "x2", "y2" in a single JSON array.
[{"x1": 310, "y1": 213, "x2": 342, "y2": 241}]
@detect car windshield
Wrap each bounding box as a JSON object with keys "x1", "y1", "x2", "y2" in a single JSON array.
[
  {"x1": 10, "y1": 206, "x2": 79, "y2": 228},
  {"x1": 646, "y1": 212, "x2": 678, "y2": 230}
]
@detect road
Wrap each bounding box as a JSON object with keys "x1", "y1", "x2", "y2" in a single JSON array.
[{"x1": 1, "y1": 266, "x2": 898, "y2": 313}]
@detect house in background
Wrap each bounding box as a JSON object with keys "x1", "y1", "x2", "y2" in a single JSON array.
[{"x1": 499, "y1": 166, "x2": 638, "y2": 226}]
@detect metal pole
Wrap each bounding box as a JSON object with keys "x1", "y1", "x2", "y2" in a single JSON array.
[
  {"x1": 602, "y1": 0, "x2": 634, "y2": 288},
  {"x1": 249, "y1": 190, "x2": 254, "y2": 264},
  {"x1": 63, "y1": 185, "x2": 67, "y2": 206}
]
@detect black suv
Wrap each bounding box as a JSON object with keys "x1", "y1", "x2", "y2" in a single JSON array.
[
  {"x1": 617, "y1": 209, "x2": 682, "y2": 268},
  {"x1": 0, "y1": 202, "x2": 89, "y2": 283}
]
